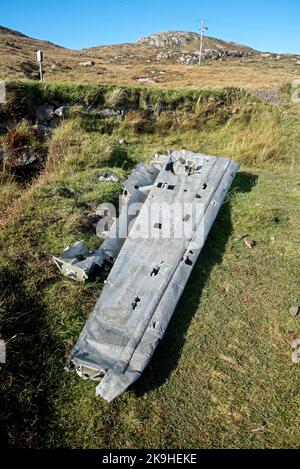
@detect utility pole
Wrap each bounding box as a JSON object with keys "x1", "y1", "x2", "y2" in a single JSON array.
[{"x1": 198, "y1": 19, "x2": 208, "y2": 66}]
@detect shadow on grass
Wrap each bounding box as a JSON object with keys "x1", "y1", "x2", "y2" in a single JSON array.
[
  {"x1": 108, "y1": 146, "x2": 133, "y2": 168},
  {"x1": 133, "y1": 171, "x2": 258, "y2": 397},
  {"x1": 0, "y1": 265, "x2": 64, "y2": 449}
]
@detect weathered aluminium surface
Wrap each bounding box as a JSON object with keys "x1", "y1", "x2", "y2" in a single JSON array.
[{"x1": 54, "y1": 150, "x2": 239, "y2": 401}]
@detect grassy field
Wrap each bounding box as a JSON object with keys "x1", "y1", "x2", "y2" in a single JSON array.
[{"x1": 0, "y1": 81, "x2": 300, "y2": 448}]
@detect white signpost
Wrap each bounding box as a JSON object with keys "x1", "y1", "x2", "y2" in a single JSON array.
[{"x1": 37, "y1": 50, "x2": 44, "y2": 82}]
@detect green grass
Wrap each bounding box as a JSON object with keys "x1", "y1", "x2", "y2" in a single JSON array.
[
  {"x1": 1, "y1": 80, "x2": 249, "y2": 118},
  {"x1": 0, "y1": 81, "x2": 300, "y2": 448}
]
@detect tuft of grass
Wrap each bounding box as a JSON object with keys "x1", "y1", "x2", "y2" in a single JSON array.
[
  {"x1": 4, "y1": 120, "x2": 35, "y2": 156},
  {"x1": 45, "y1": 120, "x2": 84, "y2": 173},
  {"x1": 121, "y1": 110, "x2": 153, "y2": 133},
  {"x1": 1, "y1": 120, "x2": 46, "y2": 180},
  {"x1": 105, "y1": 87, "x2": 136, "y2": 109},
  {"x1": 155, "y1": 111, "x2": 179, "y2": 133}
]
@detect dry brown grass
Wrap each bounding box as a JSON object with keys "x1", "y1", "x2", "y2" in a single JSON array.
[
  {"x1": 121, "y1": 110, "x2": 153, "y2": 133},
  {"x1": 44, "y1": 61, "x2": 300, "y2": 91},
  {"x1": 4, "y1": 120, "x2": 34, "y2": 155},
  {"x1": 0, "y1": 26, "x2": 299, "y2": 91},
  {"x1": 105, "y1": 87, "x2": 129, "y2": 108}
]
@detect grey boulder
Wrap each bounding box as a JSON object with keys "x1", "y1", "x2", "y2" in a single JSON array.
[
  {"x1": 55, "y1": 105, "x2": 70, "y2": 118},
  {"x1": 36, "y1": 103, "x2": 55, "y2": 122}
]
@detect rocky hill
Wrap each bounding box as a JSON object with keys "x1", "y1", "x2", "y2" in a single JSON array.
[
  {"x1": 136, "y1": 31, "x2": 256, "y2": 64},
  {"x1": 0, "y1": 25, "x2": 299, "y2": 90},
  {"x1": 137, "y1": 31, "x2": 256, "y2": 52}
]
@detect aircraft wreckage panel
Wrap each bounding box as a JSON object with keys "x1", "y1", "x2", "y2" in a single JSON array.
[{"x1": 55, "y1": 150, "x2": 239, "y2": 401}]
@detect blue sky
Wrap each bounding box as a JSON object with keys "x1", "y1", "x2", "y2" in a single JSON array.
[{"x1": 1, "y1": 0, "x2": 299, "y2": 53}]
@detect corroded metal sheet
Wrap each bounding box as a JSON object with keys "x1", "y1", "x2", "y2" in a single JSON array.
[{"x1": 62, "y1": 150, "x2": 239, "y2": 401}]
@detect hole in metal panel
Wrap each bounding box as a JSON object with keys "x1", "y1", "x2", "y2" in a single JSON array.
[
  {"x1": 132, "y1": 297, "x2": 141, "y2": 310},
  {"x1": 153, "y1": 223, "x2": 162, "y2": 229},
  {"x1": 150, "y1": 266, "x2": 160, "y2": 277},
  {"x1": 185, "y1": 257, "x2": 193, "y2": 266},
  {"x1": 166, "y1": 161, "x2": 175, "y2": 173},
  {"x1": 157, "y1": 182, "x2": 167, "y2": 189}
]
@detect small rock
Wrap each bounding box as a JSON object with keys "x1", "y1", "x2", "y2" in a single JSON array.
[
  {"x1": 119, "y1": 139, "x2": 126, "y2": 145},
  {"x1": 98, "y1": 108, "x2": 120, "y2": 118},
  {"x1": 79, "y1": 61, "x2": 95, "y2": 66},
  {"x1": 136, "y1": 77, "x2": 157, "y2": 84},
  {"x1": 17, "y1": 152, "x2": 38, "y2": 166},
  {"x1": 244, "y1": 238, "x2": 256, "y2": 249},
  {"x1": 290, "y1": 306, "x2": 300, "y2": 317},
  {"x1": 98, "y1": 172, "x2": 119, "y2": 183},
  {"x1": 55, "y1": 105, "x2": 69, "y2": 118},
  {"x1": 36, "y1": 103, "x2": 55, "y2": 122}
]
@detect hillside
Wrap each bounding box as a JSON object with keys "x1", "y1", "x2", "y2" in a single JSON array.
[{"x1": 0, "y1": 26, "x2": 300, "y2": 89}]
